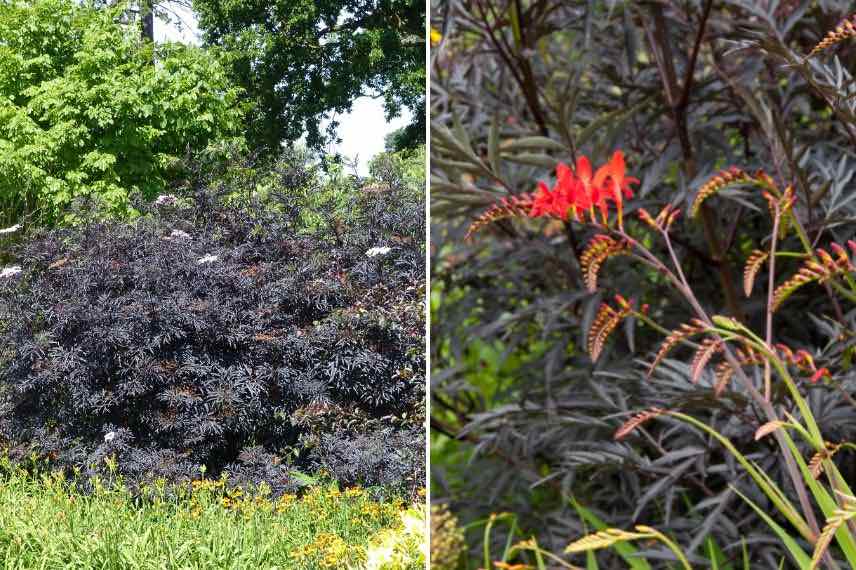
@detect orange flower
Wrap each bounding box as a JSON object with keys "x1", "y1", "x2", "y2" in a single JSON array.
[
  {"x1": 529, "y1": 151, "x2": 637, "y2": 226},
  {"x1": 595, "y1": 150, "x2": 638, "y2": 225}
]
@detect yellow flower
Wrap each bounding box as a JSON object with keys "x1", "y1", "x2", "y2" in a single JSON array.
[
  {"x1": 364, "y1": 504, "x2": 427, "y2": 570},
  {"x1": 279, "y1": 493, "x2": 296, "y2": 504},
  {"x1": 430, "y1": 27, "x2": 442, "y2": 46},
  {"x1": 431, "y1": 503, "x2": 466, "y2": 570}
]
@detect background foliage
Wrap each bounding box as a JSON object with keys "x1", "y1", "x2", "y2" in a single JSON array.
[
  {"x1": 431, "y1": 0, "x2": 856, "y2": 567},
  {"x1": 193, "y1": 0, "x2": 426, "y2": 154},
  {"x1": 0, "y1": 0, "x2": 246, "y2": 225}
]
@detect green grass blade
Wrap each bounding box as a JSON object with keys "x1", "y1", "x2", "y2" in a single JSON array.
[
  {"x1": 501, "y1": 516, "x2": 519, "y2": 562},
  {"x1": 732, "y1": 486, "x2": 811, "y2": 568},
  {"x1": 707, "y1": 537, "x2": 719, "y2": 570},
  {"x1": 667, "y1": 411, "x2": 811, "y2": 541},
  {"x1": 705, "y1": 536, "x2": 733, "y2": 570},
  {"x1": 780, "y1": 434, "x2": 856, "y2": 567},
  {"x1": 586, "y1": 550, "x2": 599, "y2": 570},
  {"x1": 533, "y1": 540, "x2": 548, "y2": 570},
  {"x1": 483, "y1": 515, "x2": 495, "y2": 570},
  {"x1": 570, "y1": 497, "x2": 652, "y2": 570}
]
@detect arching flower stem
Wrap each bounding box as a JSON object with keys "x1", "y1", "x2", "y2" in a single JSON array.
[
  {"x1": 764, "y1": 202, "x2": 782, "y2": 402},
  {"x1": 610, "y1": 224, "x2": 825, "y2": 538}
]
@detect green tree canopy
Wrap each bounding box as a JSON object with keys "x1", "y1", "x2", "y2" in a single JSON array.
[
  {"x1": 192, "y1": 0, "x2": 425, "y2": 154},
  {"x1": 0, "y1": 0, "x2": 246, "y2": 223}
]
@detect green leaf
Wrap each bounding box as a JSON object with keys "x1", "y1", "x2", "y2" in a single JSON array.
[
  {"x1": 570, "y1": 497, "x2": 652, "y2": 570},
  {"x1": 488, "y1": 115, "x2": 500, "y2": 174},
  {"x1": 503, "y1": 153, "x2": 560, "y2": 169},
  {"x1": 501, "y1": 136, "x2": 568, "y2": 153},
  {"x1": 732, "y1": 486, "x2": 812, "y2": 568}
]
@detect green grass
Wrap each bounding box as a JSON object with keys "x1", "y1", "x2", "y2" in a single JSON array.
[{"x1": 0, "y1": 465, "x2": 421, "y2": 569}]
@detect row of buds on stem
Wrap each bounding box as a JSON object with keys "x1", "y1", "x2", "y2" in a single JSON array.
[
  {"x1": 587, "y1": 295, "x2": 649, "y2": 361},
  {"x1": 637, "y1": 204, "x2": 680, "y2": 233},
  {"x1": 773, "y1": 241, "x2": 856, "y2": 310},
  {"x1": 809, "y1": 13, "x2": 856, "y2": 57}
]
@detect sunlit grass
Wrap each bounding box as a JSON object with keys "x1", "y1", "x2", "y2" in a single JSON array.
[{"x1": 0, "y1": 463, "x2": 422, "y2": 569}]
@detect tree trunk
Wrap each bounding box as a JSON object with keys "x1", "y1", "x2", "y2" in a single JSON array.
[{"x1": 141, "y1": 0, "x2": 154, "y2": 42}]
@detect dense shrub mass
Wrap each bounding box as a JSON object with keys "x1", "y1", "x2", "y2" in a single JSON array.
[
  {"x1": 0, "y1": 155, "x2": 425, "y2": 495},
  {"x1": 431, "y1": 1, "x2": 856, "y2": 567}
]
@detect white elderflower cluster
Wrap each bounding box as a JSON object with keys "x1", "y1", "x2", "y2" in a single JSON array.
[
  {"x1": 0, "y1": 266, "x2": 22, "y2": 278},
  {"x1": 197, "y1": 254, "x2": 219, "y2": 265},
  {"x1": 169, "y1": 229, "x2": 191, "y2": 240},
  {"x1": 154, "y1": 194, "x2": 178, "y2": 206},
  {"x1": 366, "y1": 246, "x2": 392, "y2": 257}
]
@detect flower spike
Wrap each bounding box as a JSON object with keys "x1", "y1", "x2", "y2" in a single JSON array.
[
  {"x1": 579, "y1": 235, "x2": 631, "y2": 292},
  {"x1": 691, "y1": 168, "x2": 782, "y2": 219},
  {"x1": 465, "y1": 193, "x2": 537, "y2": 240},
  {"x1": 809, "y1": 442, "x2": 843, "y2": 479},
  {"x1": 743, "y1": 250, "x2": 770, "y2": 297},
  {"x1": 647, "y1": 320, "x2": 706, "y2": 377},
  {"x1": 690, "y1": 338, "x2": 723, "y2": 384},
  {"x1": 587, "y1": 296, "x2": 633, "y2": 361},
  {"x1": 691, "y1": 167, "x2": 753, "y2": 218},
  {"x1": 809, "y1": 14, "x2": 856, "y2": 57},
  {"x1": 773, "y1": 243, "x2": 855, "y2": 310},
  {"x1": 638, "y1": 204, "x2": 681, "y2": 232},
  {"x1": 614, "y1": 408, "x2": 667, "y2": 440}
]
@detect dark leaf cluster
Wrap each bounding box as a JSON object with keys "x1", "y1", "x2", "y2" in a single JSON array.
[
  {"x1": 0, "y1": 163, "x2": 425, "y2": 496},
  {"x1": 431, "y1": 0, "x2": 856, "y2": 566}
]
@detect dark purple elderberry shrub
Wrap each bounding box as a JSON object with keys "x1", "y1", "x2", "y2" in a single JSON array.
[{"x1": 0, "y1": 176, "x2": 424, "y2": 495}]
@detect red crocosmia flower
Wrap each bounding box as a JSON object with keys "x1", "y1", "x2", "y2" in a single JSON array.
[
  {"x1": 556, "y1": 163, "x2": 582, "y2": 218},
  {"x1": 529, "y1": 181, "x2": 549, "y2": 218},
  {"x1": 574, "y1": 156, "x2": 607, "y2": 221},
  {"x1": 595, "y1": 151, "x2": 637, "y2": 201},
  {"x1": 810, "y1": 367, "x2": 830, "y2": 383},
  {"x1": 531, "y1": 181, "x2": 565, "y2": 220},
  {"x1": 594, "y1": 151, "x2": 639, "y2": 227},
  {"x1": 531, "y1": 164, "x2": 579, "y2": 221},
  {"x1": 529, "y1": 151, "x2": 637, "y2": 226},
  {"x1": 794, "y1": 350, "x2": 814, "y2": 369}
]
